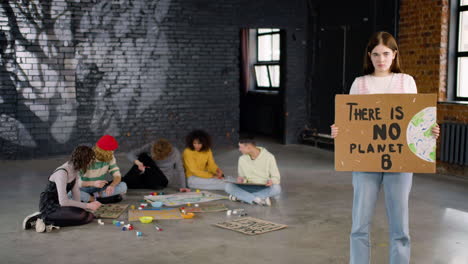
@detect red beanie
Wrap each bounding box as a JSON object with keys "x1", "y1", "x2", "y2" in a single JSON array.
[{"x1": 96, "y1": 135, "x2": 118, "y2": 151}]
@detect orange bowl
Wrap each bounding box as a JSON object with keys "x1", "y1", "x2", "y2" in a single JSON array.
[{"x1": 182, "y1": 213, "x2": 194, "y2": 219}]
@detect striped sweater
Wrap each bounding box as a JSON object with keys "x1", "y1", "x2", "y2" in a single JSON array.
[{"x1": 80, "y1": 156, "x2": 121, "y2": 183}]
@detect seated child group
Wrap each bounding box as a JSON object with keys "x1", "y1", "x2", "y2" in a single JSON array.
[{"x1": 23, "y1": 130, "x2": 281, "y2": 232}]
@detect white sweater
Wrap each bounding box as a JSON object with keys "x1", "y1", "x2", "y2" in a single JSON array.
[{"x1": 238, "y1": 147, "x2": 281, "y2": 185}]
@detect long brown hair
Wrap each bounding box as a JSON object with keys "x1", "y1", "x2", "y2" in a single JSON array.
[
  {"x1": 363, "y1": 31, "x2": 402, "y2": 75},
  {"x1": 70, "y1": 146, "x2": 95, "y2": 173}
]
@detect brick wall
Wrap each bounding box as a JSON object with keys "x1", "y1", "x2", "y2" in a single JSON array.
[
  {"x1": 438, "y1": 103, "x2": 468, "y2": 123},
  {"x1": 0, "y1": 0, "x2": 307, "y2": 158},
  {"x1": 399, "y1": 0, "x2": 468, "y2": 177},
  {"x1": 399, "y1": 0, "x2": 448, "y2": 98}
]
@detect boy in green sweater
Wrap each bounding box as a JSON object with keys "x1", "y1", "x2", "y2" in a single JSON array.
[
  {"x1": 79, "y1": 135, "x2": 127, "y2": 203},
  {"x1": 224, "y1": 139, "x2": 281, "y2": 206}
]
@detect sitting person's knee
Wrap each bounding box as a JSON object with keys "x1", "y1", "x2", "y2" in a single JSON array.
[
  {"x1": 80, "y1": 192, "x2": 91, "y2": 203},
  {"x1": 119, "y1": 182, "x2": 128, "y2": 194},
  {"x1": 225, "y1": 183, "x2": 235, "y2": 192},
  {"x1": 77, "y1": 210, "x2": 88, "y2": 220},
  {"x1": 81, "y1": 211, "x2": 95, "y2": 224},
  {"x1": 271, "y1": 184, "x2": 281, "y2": 194}
]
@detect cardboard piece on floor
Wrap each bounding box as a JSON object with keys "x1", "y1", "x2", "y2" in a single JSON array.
[
  {"x1": 334, "y1": 94, "x2": 437, "y2": 173},
  {"x1": 214, "y1": 217, "x2": 287, "y2": 235},
  {"x1": 144, "y1": 191, "x2": 227, "y2": 207},
  {"x1": 184, "y1": 203, "x2": 228, "y2": 213},
  {"x1": 128, "y1": 208, "x2": 183, "y2": 221},
  {"x1": 93, "y1": 204, "x2": 129, "y2": 219}
]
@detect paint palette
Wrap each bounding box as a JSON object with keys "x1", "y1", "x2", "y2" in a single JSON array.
[
  {"x1": 144, "y1": 191, "x2": 227, "y2": 206},
  {"x1": 128, "y1": 208, "x2": 183, "y2": 221},
  {"x1": 183, "y1": 203, "x2": 228, "y2": 213}
]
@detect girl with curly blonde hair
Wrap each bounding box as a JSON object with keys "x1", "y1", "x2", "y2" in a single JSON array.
[{"x1": 124, "y1": 138, "x2": 187, "y2": 191}]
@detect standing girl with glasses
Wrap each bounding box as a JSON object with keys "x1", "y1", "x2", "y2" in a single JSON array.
[{"x1": 331, "y1": 31, "x2": 440, "y2": 264}]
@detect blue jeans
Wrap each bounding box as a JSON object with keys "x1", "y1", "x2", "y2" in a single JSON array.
[
  {"x1": 224, "y1": 183, "x2": 281, "y2": 204},
  {"x1": 350, "y1": 172, "x2": 412, "y2": 264},
  {"x1": 79, "y1": 182, "x2": 128, "y2": 202}
]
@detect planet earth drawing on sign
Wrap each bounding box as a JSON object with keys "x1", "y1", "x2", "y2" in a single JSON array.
[{"x1": 406, "y1": 107, "x2": 437, "y2": 162}]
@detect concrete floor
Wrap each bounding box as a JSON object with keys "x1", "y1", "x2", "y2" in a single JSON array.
[{"x1": 1, "y1": 141, "x2": 468, "y2": 264}]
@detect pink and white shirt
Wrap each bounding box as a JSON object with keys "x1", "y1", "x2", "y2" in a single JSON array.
[{"x1": 349, "y1": 73, "x2": 417, "y2": 95}]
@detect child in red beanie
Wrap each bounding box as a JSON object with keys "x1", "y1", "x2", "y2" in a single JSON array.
[{"x1": 79, "y1": 135, "x2": 128, "y2": 203}]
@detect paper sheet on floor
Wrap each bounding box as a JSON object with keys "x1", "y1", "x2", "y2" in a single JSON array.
[{"x1": 128, "y1": 208, "x2": 183, "y2": 221}]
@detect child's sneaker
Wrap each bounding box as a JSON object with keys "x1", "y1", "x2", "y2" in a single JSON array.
[
  {"x1": 46, "y1": 224, "x2": 60, "y2": 232},
  {"x1": 23, "y1": 212, "x2": 42, "y2": 230},
  {"x1": 253, "y1": 197, "x2": 271, "y2": 206},
  {"x1": 35, "y1": 218, "x2": 46, "y2": 233},
  {"x1": 229, "y1": 195, "x2": 239, "y2": 202},
  {"x1": 253, "y1": 197, "x2": 263, "y2": 205}
]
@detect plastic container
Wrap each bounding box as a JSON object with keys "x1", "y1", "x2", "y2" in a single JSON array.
[
  {"x1": 151, "y1": 201, "x2": 163, "y2": 208},
  {"x1": 182, "y1": 212, "x2": 195, "y2": 219}
]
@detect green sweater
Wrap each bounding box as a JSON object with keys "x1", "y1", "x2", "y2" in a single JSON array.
[
  {"x1": 238, "y1": 147, "x2": 281, "y2": 185},
  {"x1": 79, "y1": 157, "x2": 121, "y2": 184}
]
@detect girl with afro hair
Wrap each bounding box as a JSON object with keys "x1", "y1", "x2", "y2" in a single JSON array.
[{"x1": 182, "y1": 130, "x2": 225, "y2": 190}]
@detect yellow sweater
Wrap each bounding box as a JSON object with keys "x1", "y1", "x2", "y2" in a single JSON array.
[{"x1": 182, "y1": 148, "x2": 219, "y2": 178}]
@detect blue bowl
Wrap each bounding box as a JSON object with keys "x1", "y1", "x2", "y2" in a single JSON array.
[{"x1": 151, "y1": 201, "x2": 163, "y2": 207}]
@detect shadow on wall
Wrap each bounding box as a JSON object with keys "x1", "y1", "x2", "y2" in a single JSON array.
[{"x1": 0, "y1": 0, "x2": 172, "y2": 158}]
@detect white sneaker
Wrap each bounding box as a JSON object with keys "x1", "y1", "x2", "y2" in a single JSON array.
[
  {"x1": 35, "y1": 218, "x2": 46, "y2": 233},
  {"x1": 46, "y1": 224, "x2": 60, "y2": 232},
  {"x1": 23, "y1": 212, "x2": 42, "y2": 230},
  {"x1": 253, "y1": 197, "x2": 271, "y2": 206},
  {"x1": 229, "y1": 195, "x2": 239, "y2": 202},
  {"x1": 253, "y1": 197, "x2": 263, "y2": 205}
]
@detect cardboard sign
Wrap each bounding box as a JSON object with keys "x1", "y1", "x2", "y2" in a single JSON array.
[
  {"x1": 214, "y1": 217, "x2": 287, "y2": 236},
  {"x1": 334, "y1": 94, "x2": 437, "y2": 173},
  {"x1": 93, "y1": 204, "x2": 129, "y2": 219}
]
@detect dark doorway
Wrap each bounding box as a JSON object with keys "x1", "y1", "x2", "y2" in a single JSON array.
[
  {"x1": 313, "y1": 26, "x2": 347, "y2": 134},
  {"x1": 308, "y1": 0, "x2": 399, "y2": 135}
]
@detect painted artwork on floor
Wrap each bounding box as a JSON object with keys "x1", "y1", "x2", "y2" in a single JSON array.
[
  {"x1": 128, "y1": 208, "x2": 183, "y2": 221},
  {"x1": 144, "y1": 191, "x2": 227, "y2": 206}
]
